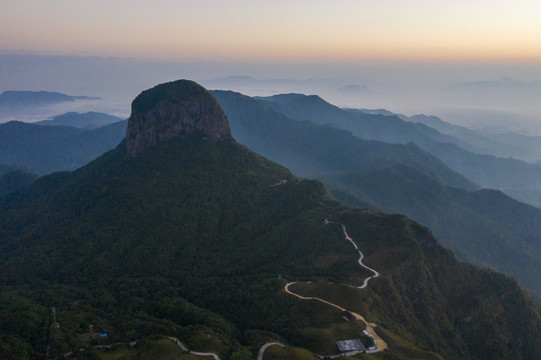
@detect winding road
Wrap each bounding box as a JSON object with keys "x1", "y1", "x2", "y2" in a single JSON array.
[
  {"x1": 257, "y1": 342, "x2": 285, "y2": 360},
  {"x1": 64, "y1": 337, "x2": 221, "y2": 359},
  {"x1": 338, "y1": 222, "x2": 380, "y2": 288},
  {"x1": 65, "y1": 219, "x2": 382, "y2": 360},
  {"x1": 265, "y1": 219, "x2": 388, "y2": 359},
  {"x1": 284, "y1": 281, "x2": 388, "y2": 355},
  {"x1": 168, "y1": 337, "x2": 221, "y2": 360}
]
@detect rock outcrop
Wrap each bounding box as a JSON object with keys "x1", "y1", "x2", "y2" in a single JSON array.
[{"x1": 125, "y1": 80, "x2": 232, "y2": 157}]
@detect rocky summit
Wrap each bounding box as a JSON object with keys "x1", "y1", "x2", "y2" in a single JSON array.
[{"x1": 125, "y1": 79, "x2": 232, "y2": 157}]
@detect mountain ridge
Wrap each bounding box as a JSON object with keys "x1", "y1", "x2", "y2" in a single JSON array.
[
  {"x1": 259, "y1": 93, "x2": 541, "y2": 208},
  {"x1": 1, "y1": 81, "x2": 540, "y2": 359},
  {"x1": 212, "y1": 90, "x2": 541, "y2": 303},
  {"x1": 0, "y1": 90, "x2": 99, "y2": 106},
  {"x1": 34, "y1": 111, "x2": 123, "y2": 129},
  {"x1": 215, "y1": 90, "x2": 477, "y2": 191},
  {"x1": 0, "y1": 120, "x2": 127, "y2": 174}
]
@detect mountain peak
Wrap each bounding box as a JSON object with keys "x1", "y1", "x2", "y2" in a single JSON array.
[{"x1": 125, "y1": 80, "x2": 232, "y2": 157}]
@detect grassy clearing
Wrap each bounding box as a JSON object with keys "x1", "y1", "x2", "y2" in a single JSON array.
[
  {"x1": 263, "y1": 344, "x2": 318, "y2": 360},
  {"x1": 288, "y1": 281, "x2": 444, "y2": 360},
  {"x1": 185, "y1": 328, "x2": 226, "y2": 354},
  {"x1": 375, "y1": 328, "x2": 444, "y2": 360},
  {"x1": 294, "y1": 321, "x2": 368, "y2": 355}
]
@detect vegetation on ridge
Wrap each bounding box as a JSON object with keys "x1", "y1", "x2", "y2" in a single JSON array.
[
  {"x1": 0, "y1": 135, "x2": 539, "y2": 359},
  {"x1": 1, "y1": 81, "x2": 540, "y2": 360}
]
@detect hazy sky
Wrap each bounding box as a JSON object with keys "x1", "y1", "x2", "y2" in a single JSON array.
[
  {"x1": 2, "y1": 1, "x2": 541, "y2": 134},
  {"x1": 2, "y1": 0, "x2": 541, "y2": 62}
]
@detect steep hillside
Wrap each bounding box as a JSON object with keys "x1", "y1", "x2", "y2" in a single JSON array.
[
  {"x1": 0, "y1": 169, "x2": 37, "y2": 197},
  {"x1": 324, "y1": 168, "x2": 541, "y2": 302},
  {"x1": 296, "y1": 209, "x2": 541, "y2": 359}
]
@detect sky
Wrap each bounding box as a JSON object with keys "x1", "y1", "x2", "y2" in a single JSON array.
[
  {"x1": 2, "y1": 0, "x2": 541, "y2": 62},
  {"x1": 2, "y1": 1, "x2": 541, "y2": 134}
]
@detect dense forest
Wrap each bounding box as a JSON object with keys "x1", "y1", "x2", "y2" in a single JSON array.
[{"x1": 1, "y1": 81, "x2": 540, "y2": 359}]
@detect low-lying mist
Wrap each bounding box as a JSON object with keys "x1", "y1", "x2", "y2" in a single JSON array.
[{"x1": 1, "y1": 54, "x2": 540, "y2": 135}]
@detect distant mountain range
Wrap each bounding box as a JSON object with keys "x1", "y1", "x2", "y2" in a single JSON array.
[
  {"x1": 0, "y1": 119, "x2": 127, "y2": 174},
  {"x1": 215, "y1": 91, "x2": 475, "y2": 191},
  {"x1": 363, "y1": 110, "x2": 541, "y2": 207},
  {"x1": 446, "y1": 77, "x2": 541, "y2": 91},
  {"x1": 202, "y1": 75, "x2": 344, "y2": 89},
  {"x1": 200, "y1": 75, "x2": 359, "y2": 99},
  {"x1": 256, "y1": 93, "x2": 541, "y2": 208},
  {"x1": 213, "y1": 90, "x2": 541, "y2": 303},
  {"x1": 34, "y1": 111, "x2": 124, "y2": 129},
  {"x1": 363, "y1": 109, "x2": 541, "y2": 166},
  {"x1": 0, "y1": 91, "x2": 99, "y2": 111},
  {"x1": 336, "y1": 84, "x2": 367, "y2": 93},
  {"x1": 0, "y1": 90, "x2": 104, "y2": 124}
]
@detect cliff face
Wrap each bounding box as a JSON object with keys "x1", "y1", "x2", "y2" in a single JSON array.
[{"x1": 125, "y1": 80, "x2": 232, "y2": 157}]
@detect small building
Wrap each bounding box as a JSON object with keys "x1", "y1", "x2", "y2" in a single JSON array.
[{"x1": 336, "y1": 339, "x2": 366, "y2": 353}]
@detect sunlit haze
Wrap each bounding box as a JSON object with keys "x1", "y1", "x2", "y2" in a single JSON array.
[
  {"x1": 2, "y1": 0, "x2": 541, "y2": 61},
  {"x1": 2, "y1": 1, "x2": 541, "y2": 133}
]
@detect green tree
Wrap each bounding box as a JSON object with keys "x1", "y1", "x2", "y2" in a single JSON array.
[{"x1": 229, "y1": 347, "x2": 252, "y2": 360}]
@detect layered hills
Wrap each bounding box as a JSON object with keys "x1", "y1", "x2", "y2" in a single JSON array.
[
  {"x1": 0, "y1": 91, "x2": 101, "y2": 123},
  {"x1": 0, "y1": 80, "x2": 540, "y2": 359},
  {"x1": 215, "y1": 91, "x2": 475, "y2": 191},
  {"x1": 257, "y1": 93, "x2": 541, "y2": 208},
  {"x1": 0, "y1": 91, "x2": 97, "y2": 107},
  {"x1": 34, "y1": 111, "x2": 123, "y2": 129},
  {"x1": 0, "y1": 119, "x2": 127, "y2": 174},
  {"x1": 2, "y1": 86, "x2": 541, "y2": 303},
  {"x1": 212, "y1": 90, "x2": 541, "y2": 303}
]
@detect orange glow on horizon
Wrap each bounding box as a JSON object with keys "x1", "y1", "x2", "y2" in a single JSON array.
[{"x1": 1, "y1": 0, "x2": 541, "y2": 64}]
